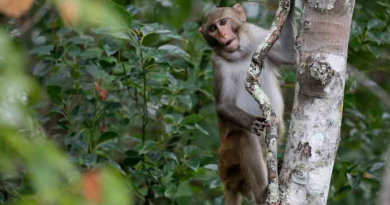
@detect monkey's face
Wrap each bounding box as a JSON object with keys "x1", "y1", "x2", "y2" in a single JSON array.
[
  {"x1": 200, "y1": 4, "x2": 247, "y2": 53},
  {"x1": 205, "y1": 17, "x2": 239, "y2": 52}
]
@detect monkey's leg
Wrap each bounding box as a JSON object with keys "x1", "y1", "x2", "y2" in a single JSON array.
[
  {"x1": 225, "y1": 189, "x2": 242, "y2": 205},
  {"x1": 240, "y1": 133, "x2": 268, "y2": 205},
  {"x1": 248, "y1": 193, "x2": 266, "y2": 205}
]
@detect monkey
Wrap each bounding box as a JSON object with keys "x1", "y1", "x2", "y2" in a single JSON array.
[{"x1": 199, "y1": 3, "x2": 296, "y2": 205}]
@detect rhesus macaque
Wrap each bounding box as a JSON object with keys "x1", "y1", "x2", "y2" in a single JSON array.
[{"x1": 199, "y1": 3, "x2": 296, "y2": 205}]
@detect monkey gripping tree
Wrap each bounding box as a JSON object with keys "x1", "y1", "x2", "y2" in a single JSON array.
[{"x1": 247, "y1": 0, "x2": 356, "y2": 204}]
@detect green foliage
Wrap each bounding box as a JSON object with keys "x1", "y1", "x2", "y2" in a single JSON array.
[
  {"x1": 328, "y1": 0, "x2": 390, "y2": 204},
  {"x1": 0, "y1": 0, "x2": 389, "y2": 205}
]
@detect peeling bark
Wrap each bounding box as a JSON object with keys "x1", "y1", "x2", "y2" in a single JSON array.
[
  {"x1": 279, "y1": 0, "x2": 355, "y2": 205},
  {"x1": 245, "y1": 0, "x2": 291, "y2": 204}
]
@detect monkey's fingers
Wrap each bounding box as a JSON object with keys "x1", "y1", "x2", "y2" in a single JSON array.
[
  {"x1": 253, "y1": 120, "x2": 269, "y2": 129},
  {"x1": 251, "y1": 124, "x2": 264, "y2": 136}
]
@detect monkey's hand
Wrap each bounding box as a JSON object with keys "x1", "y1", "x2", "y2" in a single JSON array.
[{"x1": 251, "y1": 117, "x2": 269, "y2": 136}]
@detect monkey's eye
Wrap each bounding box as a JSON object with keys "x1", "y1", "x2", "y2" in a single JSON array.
[
  {"x1": 208, "y1": 25, "x2": 217, "y2": 33},
  {"x1": 219, "y1": 18, "x2": 227, "y2": 26}
]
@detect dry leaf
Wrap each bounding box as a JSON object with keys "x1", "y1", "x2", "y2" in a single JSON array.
[
  {"x1": 82, "y1": 171, "x2": 102, "y2": 204},
  {"x1": 94, "y1": 81, "x2": 100, "y2": 92},
  {"x1": 58, "y1": 0, "x2": 80, "y2": 27},
  {"x1": 0, "y1": 0, "x2": 34, "y2": 18},
  {"x1": 99, "y1": 89, "x2": 107, "y2": 101}
]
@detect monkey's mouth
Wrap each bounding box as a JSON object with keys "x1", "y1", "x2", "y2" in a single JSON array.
[
  {"x1": 224, "y1": 38, "x2": 238, "y2": 52},
  {"x1": 225, "y1": 38, "x2": 236, "y2": 46}
]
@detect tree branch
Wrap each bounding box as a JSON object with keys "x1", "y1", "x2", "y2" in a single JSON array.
[
  {"x1": 347, "y1": 64, "x2": 390, "y2": 111},
  {"x1": 245, "y1": 0, "x2": 292, "y2": 204}
]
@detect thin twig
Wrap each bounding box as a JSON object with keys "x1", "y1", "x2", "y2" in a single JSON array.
[
  {"x1": 347, "y1": 64, "x2": 390, "y2": 111},
  {"x1": 19, "y1": 0, "x2": 52, "y2": 36}
]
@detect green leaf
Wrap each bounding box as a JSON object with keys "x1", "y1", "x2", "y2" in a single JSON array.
[
  {"x1": 81, "y1": 153, "x2": 97, "y2": 168},
  {"x1": 179, "y1": 114, "x2": 203, "y2": 126},
  {"x1": 367, "y1": 31, "x2": 382, "y2": 44},
  {"x1": 46, "y1": 85, "x2": 62, "y2": 104},
  {"x1": 50, "y1": 44, "x2": 65, "y2": 59},
  {"x1": 0, "y1": 192, "x2": 5, "y2": 203},
  {"x1": 138, "y1": 141, "x2": 158, "y2": 154},
  {"x1": 57, "y1": 27, "x2": 71, "y2": 38},
  {"x1": 106, "y1": 159, "x2": 126, "y2": 175},
  {"x1": 141, "y1": 23, "x2": 186, "y2": 41},
  {"x1": 91, "y1": 26, "x2": 131, "y2": 40},
  {"x1": 66, "y1": 36, "x2": 95, "y2": 45},
  {"x1": 370, "y1": 162, "x2": 385, "y2": 172},
  {"x1": 161, "y1": 151, "x2": 178, "y2": 163},
  {"x1": 86, "y1": 64, "x2": 109, "y2": 80},
  {"x1": 123, "y1": 150, "x2": 141, "y2": 167},
  {"x1": 162, "y1": 172, "x2": 174, "y2": 185},
  {"x1": 33, "y1": 61, "x2": 51, "y2": 77},
  {"x1": 176, "y1": 197, "x2": 191, "y2": 205},
  {"x1": 80, "y1": 48, "x2": 103, "y2": 59},
  {"x1": 99, "y1": 57, "x2": 117, "y2": 68},
  {"x1": 152, "y1": 184, "x2": 165, "y2": 198},
  {"x1": 184, "y1": 145, "x2": 201, "y2": 156},
  {"x1": 70, "y1": 67, "x2": 81, "y2": 79},
  {"x1": 98, "y1": 131, "x2": 120, "y2": 144},
  {"x1": 65, "y1": 132, "x2": 88, "y2": 152},
  {"x1": 164, "y1": 183, "x2": 177, "y2": 199},
  {"x1": 377, "y1": 1, "x2": 390, "y2": 8},
  {"x1": 184, "y1": 158, "x2": 200, "y2": 171},
  {"x1": 346, "y1": 173, "x2": 360, "y2": 189},
  {"x1": 175, "y1": 181, "x2": 193, "y2": 198},
  {"x1": 102, "y1": 38, "x2": 123, "y2": 56},
  {"x1": 367, "y1": 19, "x2": 386, "y2": 30},
  {"x1": 159, "y1": 45, "x2": 191, "y2": 61},
  {"x1": 195, "y1": 124, "x2": 209, "y2": 136},
  {"x1": 163, "y1": 114, "x2": 176, "y2": 124},
  {"x1": 203, "y1": 164, "x2": 218, "y2": 171},
  {"x1": 209, "y1": 179, "x2": 222, "y2": 189},
  {"x1": 178, "y1": 95, "x2": 192, "y2": 109},
  {"x1": 105, "y1": 0, "x2": 132, "y2": 28},
  {"x1": 67, "y1": 45, "x2": 82, "y2": 58},
  {"x1": 141, "y1": 46, "x2": 167, "y2": 62},
  {"x1": 367, "y1": 44, "x2": 381, "y2": 58},
  {"x1": 28, "y1": 45, "x2": 54, "y2": 56},
  {"x1": 148, "y1": 71, "x2": 169, "y2": 83},
  {"x1": 126, "y1": 5, "x2": 140, "y2": 16}
]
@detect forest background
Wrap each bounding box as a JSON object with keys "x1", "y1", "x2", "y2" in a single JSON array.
[{"x1": 0, "y1": 0, "x2": 389, "y2": 205}]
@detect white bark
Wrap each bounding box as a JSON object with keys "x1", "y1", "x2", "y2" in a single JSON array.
[
  {"x1": 380, "y1": 146, "x2": 390, "y2": 205},
  {"x1": 279, "y1": 0, "x2": 355, "y2": 205}
]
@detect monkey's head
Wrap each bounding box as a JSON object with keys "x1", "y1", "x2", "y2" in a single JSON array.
[{"x1": 199, "y1": 4, "x2": 247, "y2": 53}]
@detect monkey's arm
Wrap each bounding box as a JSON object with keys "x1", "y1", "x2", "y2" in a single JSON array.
[
  {"x1": 217, "y1": 102, "x2": 267, "y2": 135},
  {"x1": 267, "y1": 1, "x2": 296, "y2": 65},
  {"x1": 216, "y1": 102, "x2": 256, "y2": 130}
]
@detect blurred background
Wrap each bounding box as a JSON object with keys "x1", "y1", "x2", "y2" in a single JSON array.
[{"x1": 0, "y1": 0, "x2": 389, "y2": 205}]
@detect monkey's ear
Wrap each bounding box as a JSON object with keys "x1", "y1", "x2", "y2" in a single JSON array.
[
  {"x1": 199, "y1": 27, "x2": 204, "y2": 35},
  {"x1": 232, "y1": 3, "x2": 247, "y2": 22}
]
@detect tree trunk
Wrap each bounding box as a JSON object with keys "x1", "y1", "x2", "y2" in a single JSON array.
[
  {"x1": 380, "y1": 146, "x2": 390, "y2": 205},
  {"x1": 279, "y1": 0, "x2": 355, "y2": 204}
]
